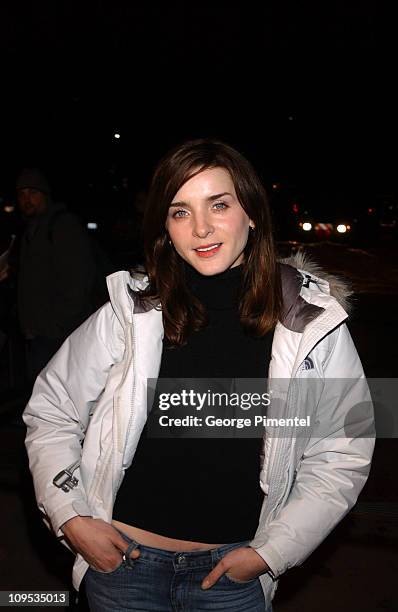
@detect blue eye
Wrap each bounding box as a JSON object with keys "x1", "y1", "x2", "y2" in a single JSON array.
[
  {"x1": 172, "y1": 209, "x2": 188, "y2": 218},
  {"x1": 213, "y1": 201, "x2": 228, "y2": 210}
]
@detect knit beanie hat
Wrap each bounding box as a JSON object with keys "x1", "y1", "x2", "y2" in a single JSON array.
[{"x1": 16, "y1": 168, "x2": 51, "y2": 194}]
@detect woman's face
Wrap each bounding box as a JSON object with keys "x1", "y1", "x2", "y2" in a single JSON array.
[{"x1": 165, "y1": 167, "x2": 254, "y2": 276}]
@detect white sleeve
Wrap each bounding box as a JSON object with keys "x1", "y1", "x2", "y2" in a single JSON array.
[
  {"x1": 23, "y1": 302, "x2": 125, "y2": 538},
  {"x1": 251, "y1": 324, "x2": 375, "y2": 578}
]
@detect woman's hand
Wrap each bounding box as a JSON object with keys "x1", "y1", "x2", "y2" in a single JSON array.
[
  {"x1": 201, "y1": 546, "x2": 269, "y2": 589},
  {"x1": 61, "y1": 516, "x2": 140, "y2": 572}
]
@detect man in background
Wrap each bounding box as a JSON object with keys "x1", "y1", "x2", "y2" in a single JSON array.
[{"x1": 15, "y1": 168, "x2": 96, "y2": 382}]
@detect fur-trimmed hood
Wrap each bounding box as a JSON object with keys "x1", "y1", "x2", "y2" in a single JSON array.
[
  {"x1": 278, "y1": 250, "x2": 352, "y2": 333},
  {"x1": 280, "y1": 250, "x2": 353, "y2": 312}
]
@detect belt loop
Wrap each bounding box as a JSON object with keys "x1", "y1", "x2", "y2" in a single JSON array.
[
  {"x1": 122, "y1": 540, "x2": 140, "y2": 569},
  {"x1": 211, "y1": 546, "x2": 220, "y2": 567}
]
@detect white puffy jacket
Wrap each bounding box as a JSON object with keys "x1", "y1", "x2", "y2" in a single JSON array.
[{"x1": 23, "y1": 253, "x2": 375, "y2": 602}]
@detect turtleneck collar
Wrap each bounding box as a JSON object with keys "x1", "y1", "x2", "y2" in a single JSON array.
[{"x1": 184, "y1": 261, "x2": 244, "y2": 310}]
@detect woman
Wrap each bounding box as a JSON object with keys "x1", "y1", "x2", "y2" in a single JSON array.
[{"x1": 23, "y1": 139, "x2": 374, "y2": 611}]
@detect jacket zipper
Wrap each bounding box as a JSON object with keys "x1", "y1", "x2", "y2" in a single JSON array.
[
  {"x1": 88, "y1": 290, "x2": 136, "y2": 506},
  {"x1": 115, "y1": 299, "x2": 136, "y2": 496},
  {"x1": 263, "y1": 375, "x2": 298, "y2": 515},
  {"x1": 90, "y1": 327, "x2": 136, "y2": 506}
]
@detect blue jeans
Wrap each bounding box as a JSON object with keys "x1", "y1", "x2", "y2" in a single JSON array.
[{"x1": 84, "y1": 532, "x2": 273, "y2": 611}]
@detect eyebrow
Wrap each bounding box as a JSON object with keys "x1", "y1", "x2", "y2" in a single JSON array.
[{"x1": 169, "y1": 192, "x2": 233, "y2": 207}]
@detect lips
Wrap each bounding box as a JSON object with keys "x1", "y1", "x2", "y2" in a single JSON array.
[{"x1": 193, "y1": 243, "x2": 222, "y2": 257}]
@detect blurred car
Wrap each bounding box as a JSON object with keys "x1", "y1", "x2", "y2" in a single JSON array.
[
  {"x1": 297, "y1": 214, "x2": 354, "y2": 241},
  {"x1": 270, "y1": 184, "x2": 358, "y2": 242}
]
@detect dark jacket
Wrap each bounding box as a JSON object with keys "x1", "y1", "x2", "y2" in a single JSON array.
[{"x1": 18, "y1": 201, "x2": 96, "y2": 339}]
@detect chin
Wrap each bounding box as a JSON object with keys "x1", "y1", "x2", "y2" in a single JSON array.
[{"x1": 188, "y1": 258, "x2": 232, "y2": 276}]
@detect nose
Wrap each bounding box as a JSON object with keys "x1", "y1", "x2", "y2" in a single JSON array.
[
  {"x1": 18, "y1": 190, "x2": 31, "y2": 207},
  {"x1": 192, "y1": 211, "x2": 214, "y2": 239}
]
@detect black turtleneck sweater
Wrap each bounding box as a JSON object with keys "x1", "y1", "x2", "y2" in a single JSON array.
[{"x1": 112, "y1": 263, "x2": 274, "y2": 542}]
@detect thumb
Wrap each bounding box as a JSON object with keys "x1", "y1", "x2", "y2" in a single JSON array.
[
  {"x1": 125, "y1": 547, "x2": 140, "y2": 560},
  {"x1": 114, "y1": 535, "x2": 141, "y2": 559},
  {"x1": 201, "y1": 561, "x2": 226, "y2": 590}
]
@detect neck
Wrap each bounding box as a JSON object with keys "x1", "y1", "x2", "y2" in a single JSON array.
[{"x1": 184, "y1": 261, "x2": 244, "y2": 310}]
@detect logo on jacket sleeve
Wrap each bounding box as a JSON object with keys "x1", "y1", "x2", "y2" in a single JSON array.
[{"x1": 300, "y1": 357, "x2": 314, "y2": 371}]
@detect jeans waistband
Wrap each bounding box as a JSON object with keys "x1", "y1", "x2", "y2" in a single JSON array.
[{"x1": 115, "y1": 528, "x2": 251, "y2": 570}]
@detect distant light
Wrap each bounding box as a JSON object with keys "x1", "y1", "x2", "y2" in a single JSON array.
[
  {"x1": 336, "y1": 224, "x2": 347, "y2": 233},
  {"x1": 114, "y1": 133, "x2": 121, "y2": 139},
  {"x1": 288, "y1": 116, "x2": 294, "y2": 121},
  {"x1": 4, "y1": 205, "x2": 15, "y2": 213},
  {"x1": 87, "y1": 222, "x2": 98, "y2": 230},
  {"x1": 292, "y1": 203, "x2": 299, "y2": 213},
  {"x1": 368, "y1": 207, "x2": 374, "y2": 214},
  {"x1": 272, "y1": 183, "x2": 280, "y2": 190},
  {"x1": 302, "y1": 222, "x2": 312, "y2": 231}
]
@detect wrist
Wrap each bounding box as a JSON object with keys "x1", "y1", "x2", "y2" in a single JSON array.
[
  {"x1": 249, "y1": 547, "x2": 270, "y2": 573},
  {"x1": 60, "y1": 514, "x2": 92, "y2": 534}
]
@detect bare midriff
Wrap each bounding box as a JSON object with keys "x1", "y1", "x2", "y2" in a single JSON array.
[{"x1": 112, "y1": 520, "x2": 223, "y2": 551}]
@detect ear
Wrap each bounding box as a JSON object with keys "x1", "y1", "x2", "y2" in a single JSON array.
[{"x1": 249, "y1": 221, "x2": 255, "y2": 229}]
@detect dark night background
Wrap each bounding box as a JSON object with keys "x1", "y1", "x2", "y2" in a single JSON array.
[
  {"x1": 0, "y1": 3, "x2": 397, "y2": 611},
  {"x1": 1, "y1": 2, "x2": 397, "y2": 214}
]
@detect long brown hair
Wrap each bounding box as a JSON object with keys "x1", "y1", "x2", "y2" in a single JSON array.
[{"x1": 138, "y1": 138, "x2": 282, "y2": 347}]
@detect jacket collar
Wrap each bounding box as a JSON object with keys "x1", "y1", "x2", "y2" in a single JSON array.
[{"x1": 106, "y1": 251, "x2": 350, "y2": 338}]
